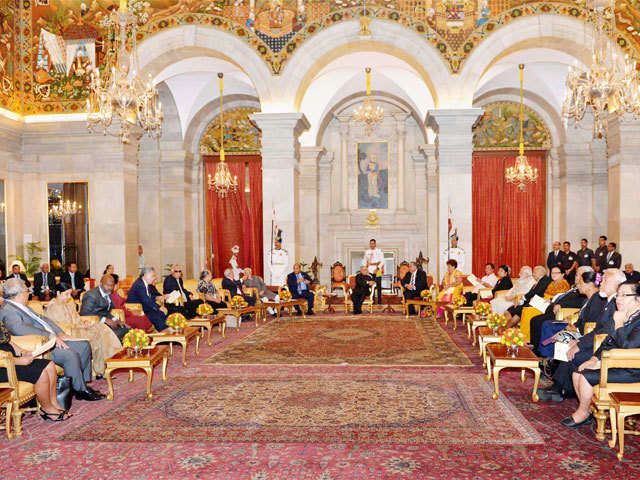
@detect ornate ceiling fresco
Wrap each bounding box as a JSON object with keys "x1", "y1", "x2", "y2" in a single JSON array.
[{"x1": 0, "y1": 1, "x2": 640, "y2": 115}]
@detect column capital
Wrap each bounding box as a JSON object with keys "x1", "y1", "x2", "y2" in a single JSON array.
[
  {"x1": 250, "y1": 112, "x2": 310, "y2": 137},
  {"x1": 299, "y1": 146, "x2": 326, "y2": 166},
  {"x1": 426, "y1": 108, "x2": 484, "y2": 132}
]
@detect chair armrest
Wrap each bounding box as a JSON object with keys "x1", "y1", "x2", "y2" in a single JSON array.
[
  {"x1": 10, "y1": 334, "x2": 47, "y2": 351},
  {"x1": 493, "y1": 290, "x2": 508, "y2": 299},
  {"x1": 600, "y1": 348, "x2": 640, "y2": 387},
  {"x1": 583, "y1": 322, "x2": 596, "y2": 335},
  {"x1": 557, "y1": 308, "x2": 580, "y2": 323},
  {"x1": 111, "y1": 309, "x2": 125, "y2": 323},
  {"x1": 79, "y1": 315, "x2": 100, "y2": 323},
  {"x1": 593, "y1": 334, "x2": 608, "y2": 353},
  {"x1": 125, "y1": 303, "x2": 143, "y2": 312}
]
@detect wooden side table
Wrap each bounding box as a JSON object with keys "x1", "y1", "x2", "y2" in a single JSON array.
[
  {"x1": 218, "y1": 305, "x2": 262, "y2": 331},
  {"x1": 187, "y1": 315, "x2": 226, "y2": 345},
  {"x1": 150, "y1": 327, "x2": 200, "y2": 367},
  {"x1": 486, "y1": 343, "x2": 541, "y2": 402},
  {"x1": 478, "y1": 326, "x2": 502, "y2": 367},
  {"x1": 104, "y1": 346, "x2": 168, "y2": 401},
  {"x1": 608, "y1": 392, "x2": 640, "y2": 461},
  {"x1": 0, "y1": 387, "x2": 13, "y2": 440},
  {"x1": 467, "y1": 314, "x2": 488, "y2": 345}
]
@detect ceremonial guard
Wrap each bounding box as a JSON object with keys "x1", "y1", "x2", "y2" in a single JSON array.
[
  {"x1": 364, "y1": 239, "x2": 384, "y2": 304},
  {"x1": 441, "y1": 234, "x2": 465, "y2": 274},
  {"x1": 229, "y1": 245, "x2": 243, "y2": 280},
  {"x1": 270, "y1": 234, "x2": 289, "y2": 287}
]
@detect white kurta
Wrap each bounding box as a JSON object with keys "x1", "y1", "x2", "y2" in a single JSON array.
[{"x1": 270, "y1": 248, "x2": 289, "y2": 286}]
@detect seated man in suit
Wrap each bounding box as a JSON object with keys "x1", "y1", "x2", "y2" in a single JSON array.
[
  {"x1": 352, "y1": 266, "x2": 375, "y2": 314},
  {"x1": 59, "y1": 262, "x2": 85, "y2": 299},
  {"x1": 0, "y1": 278, "x2": 104, "y2": 401},
  {"x1": 33, "y1": 262, "x2": 57, "y2": 301},
  {"x1": 127, "y1": 266, "x2": 169, "y2": 331},
  {"x1": 625, "y1": 263, "x2": 640, "y2": 284},
  {"x1": 163, "y1": 265, "x2": 203, "y2": 319},
  {"x1": 222, "y1": 269, "x2": 256, "y2": 306},
  {"x1": 401, "y1": 262, "x2": 429, "y2": 315},
  {"x1": 287, "y1": 263, "x2": 315, "y2": 315},
  {"x1": 80, "y1": 274, "x2": 130, "y2": 341},
  {"x1": 505, "y1": 265, "x2": 551, "y2": 328},
  {"x1": 8, "y1": 263, "x2": 30, "y2": 289}
]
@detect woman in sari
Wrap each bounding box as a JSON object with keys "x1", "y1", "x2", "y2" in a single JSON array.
[
  {"x1": 436, "y1": 259, "x2": 464, "y2": 319},
  {"x1": 490, "y1": 266, "x2": 535, "y2": 315},
  {"x1": 46, "y1": 289, "x2": 121, "y2": 376},
  {"x1": 111, "y1": 281, "x2": 153, "y2": 331}
]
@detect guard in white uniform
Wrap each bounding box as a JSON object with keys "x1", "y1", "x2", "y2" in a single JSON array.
[
  {"x1": 364, "y1": 238, "x2": 384, "y2": 304},
  {"x1": 229, "y1": 245, "x2": 243, "y2": 280},
  {"x1": 270, "y1": 240, "x2": 289, "y2": 287},
  {"x1": 441, "y1": 235, "x2": 466, "y2": 274}
]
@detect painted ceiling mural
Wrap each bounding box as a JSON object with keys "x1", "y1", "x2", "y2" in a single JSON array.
[{"x1": 1, "y1": 1, "x2": 640, "y2": 114}]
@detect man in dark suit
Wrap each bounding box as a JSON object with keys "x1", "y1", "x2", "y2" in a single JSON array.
[
  {"x1": 287, "y1": 263, "x2": 315, "y2": 315},
  {"x1": 505, "y1": 265, "x2": 551, "y2": 327},
  {"x1": 0, "y1": 277, "x2": 104, "y2": 400},
  {"x1": 352, "y1": 266, "x2": 375, "y2": 314},
  {"x1": 59, "y1": 262, "x2": 85, "y2": 299},
  {"x1": 8, "y1": 264, "x2": 30, "y2": 288},
  {"x1": 162, "y1": 264, "x2": 203, "y2": 319},
  {"x1": 541, "y1": 268, "x2": 625, "y2": 401},
  {"x1": 546, "y1": 241, "x2": 563, "y2": 271},
  {"x1": 560, "y1": 241, "x2": 577, "y2": 285},
  {"x1": 624, "y1": 263, "x2": 640, "y2": 284},
  {"x1": 222, "y1": 269, "x2": 256, "y2": 306},
  {"x1": 126, "y1": 266, "x2": 168, "y2": 331},
  {"x1": 593, "y1": 235, "x2": 608, "y2": 272},
  {"x1": 33, "y1": 262, "x2": 57, "y2": 301},
  {"x1": 604, "y1": 242, "x2": 622, "y2": 269},
  {"x1": 80, "y1": 274, "x2": 129, "y2": 341},
  {"x1": 401, "y1": 261, "x2": 429, "y2": 314}
]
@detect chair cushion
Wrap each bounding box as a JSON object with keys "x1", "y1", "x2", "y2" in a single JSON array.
[{"x1": 17, "y1": 381, "x2": 35, "y2": 401}]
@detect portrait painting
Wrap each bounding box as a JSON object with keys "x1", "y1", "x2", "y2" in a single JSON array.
[{"x1": 357, "y1": 141, "x2": 388, "y2": 209}]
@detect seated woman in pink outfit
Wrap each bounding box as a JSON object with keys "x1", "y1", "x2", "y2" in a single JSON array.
[
  {"x1": 111, "y1": 282, "x2": 153, "y2": 332},
  {"x1": 436, "y1": 259, "x2": 464, "y2": 319}
]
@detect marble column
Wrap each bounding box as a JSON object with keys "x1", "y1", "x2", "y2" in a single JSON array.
[
  {"x1": 250, "y1": 112, "x2": 310, "y2": 280},
  {"x1": 394, "y1": 113, "x2": 410, "y2": 211},
  {"x1": 427, "y1": 108, "x2": 483, "y2": 275},
  {"x1": 590, "y1": 137, "x2": 608, "y2": 238},
  {"x1": 298, "y1": 146, "x2": 325, "y2": 265},
  {"x1": 336, "y1": 115, "x2": 350, "y2": 211},
  {"x1": 547, "y1": 146, "x2": 563, "y2": 243},
  {"x1": 420, "y1": 143, "x2": 438, "y2": 278},
  {"x1": 606, "y1": 115, "x2": 640, "y2": 267}
]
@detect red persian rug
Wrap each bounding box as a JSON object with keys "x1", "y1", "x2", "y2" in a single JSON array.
[
  {"x1": 206, "y1": 316, "x2": 472, "y2": 366},
  {"x1": 62, "y1": 370, "x2": 540, "y2": 445}
]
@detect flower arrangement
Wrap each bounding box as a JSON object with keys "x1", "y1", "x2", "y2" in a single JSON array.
[
  {"x1": 279, "y1": 290, "x2": 292, "y2": 301},
  {"x1": 474, "y1": 302, "x2": 492, "y2": 316},
  {"x1": 166, "y1": 313, "x2": 187, "y2": 330},
  {"x1": 197, "y1": 303, "x2": 214, "y2": 316},
  {"x1": 451, "y1": 295, "x2": 466, "y2": 308},
  {"x1": 230, "y1": 295, "x2": 248, "y2": 309},
  {"x1": 487, "y1": 313, "x2": 507, "y2": 330},
  {"x1": 122, "y1": 329, "x2": 150, "y2": 349},
  {"x1": 501, "y1": 327, "x2": 525, "y2": 348},
  {"x1": 420, "y1": 289, "x2": 431, "y2": 300}
]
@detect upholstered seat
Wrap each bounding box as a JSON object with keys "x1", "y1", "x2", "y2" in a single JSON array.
[{"x1": 0, "y1": 351, "x2": 37, "y2": 439}]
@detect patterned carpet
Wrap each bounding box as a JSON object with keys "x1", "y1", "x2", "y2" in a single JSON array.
[
  {"x1": 62, "y1": 370, "x2": 540, "y2": 445},
  {"x1": 207, "y1": 316, "x2": 472, "y2": 366}
]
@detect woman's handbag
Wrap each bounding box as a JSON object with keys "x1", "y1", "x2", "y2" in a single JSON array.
[{"x1": 56, "y1": 376, "x2": 73, "y2": 411}]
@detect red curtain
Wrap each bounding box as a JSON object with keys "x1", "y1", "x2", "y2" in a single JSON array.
[
  {"x1": 472, "y1": 150, "x2": 547, "y2": 276},
  {"x1": 204, "y1": 155, "x2": 263, "y2": 277}
]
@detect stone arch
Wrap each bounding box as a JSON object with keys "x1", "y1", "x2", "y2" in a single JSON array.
[
  {"x1": 134, "y1": 25, "x2": 275, "y2": 107},
  {"x1": 277, "y1": 19, "x2": 451, "y2": 111}
]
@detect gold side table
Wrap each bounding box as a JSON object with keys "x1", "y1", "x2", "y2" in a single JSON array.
[
  {"x1": 486, "y1": 343, "x2": 540, "y2": 402},
  {"x1": 187, "y1": 315, "x2": 226, "y2": 345},
  {"x1": 104, "y1": 346, "x2": 168, "y2": 401},
  {"x1": 150, "y1": 326, "x2": 200, "y2": 367}
]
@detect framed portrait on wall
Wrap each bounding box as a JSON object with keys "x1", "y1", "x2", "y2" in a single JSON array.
[{"x1": 357, "y1": 141, "x2": 389, "y2": 209}]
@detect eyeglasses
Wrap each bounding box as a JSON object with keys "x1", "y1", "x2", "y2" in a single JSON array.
[
  {"x1": 618, "y1": 293, "x2": 638, "y2": 298},
  {"x1": 174, "y1": 270, "x2": 182, "y2": 273}
]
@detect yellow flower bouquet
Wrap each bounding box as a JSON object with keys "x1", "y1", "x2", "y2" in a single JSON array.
[
  {"x1": 451, "y1": 295, "x2": 466, "y2": 308},
  {"x1": 166, "y1": 312, "x2": 187, "y2": 331},
  {"x1": 230, "y1": 295, "x2": 248, "y2": 309},
  {"x1": 122, "y1": 329, "x2": 150, "y2": 353},
  {"x1": 279, "y1": 290, "x2": 292, "y2": 301},
  {"x1": 487, "y1": 313, "x2": 507, "y2": 331},
  {"x1": 501, "y1": 327, "x2": 525, "y2": 356},
  {"x1": 420, "y1": 289, "x2": 431, "y2": 300},
  {"x1": 474, "y1": 302, "x2": 492, "y2": 316},
  {"x1": 197, "y1": 303, "x2": 214, "y2": 316}
]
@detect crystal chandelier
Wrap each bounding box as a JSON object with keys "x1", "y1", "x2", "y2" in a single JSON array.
[
  {"x1": 207, "y1": 73, "x2": 238, "y2": 198},
  {"x1": 505, "y1": 64, "x2": 539, "y2": 192},
  {"x1": 49, "y1": 199, "x2": 82, "y2": 219},
  {"x1": 86, "y1": 0, "x2": 163, "y2": 144},
  {"x1": 562, "y1": 0, "x2": 640, "y2": 137},
  {"x1": 353, "y1": 67, "x2": 384, "y2": 135}
]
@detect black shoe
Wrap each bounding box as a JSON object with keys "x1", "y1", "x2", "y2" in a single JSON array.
[
  {"x1": 307, "y1": 310, "x2": 314, "y2": 316},
  {"x1": 295, "y1": 311, "x2": 303, "y2": 316},
  {"x1": 75, "y1": 390, "x2": 104, "y2": 401},
  {"x1": 561, "y1": 414, "x2": 594, "y2": 428},
  {"x1": 86, "y1": 386, "x2": 106, "y2": 398},
  {"x1": 537, "y1": 389, "x2": 564, "y2": 402},
  {"x1": 95, "y1": 374, "x2": 104, "y2": 380}
]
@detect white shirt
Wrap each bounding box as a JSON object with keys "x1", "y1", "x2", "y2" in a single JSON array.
[
  {"x1": 364, "y1": 248, "x2": 384, "y2": 275},
  {"x1": 98, "y1": 286, "x2": 112, "y2": 324},
  {"x1": 138, "y1": 254, "x2": 146, "y2": 270},
  {"x1": 473, "y1": 272, "x2": 497, "y2": 293}
]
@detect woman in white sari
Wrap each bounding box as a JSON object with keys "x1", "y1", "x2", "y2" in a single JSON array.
[
  {"x1": 490, "y1": 266, "x2": 535, "y2": 315},
  {"x1": 46, "y1": 289, "x2": 122, "y2": 376}
]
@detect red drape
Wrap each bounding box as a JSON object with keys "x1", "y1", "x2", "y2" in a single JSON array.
[
  {"x1": 472, "y1": 150, "x2": 547, "y2": 276},
  {"x1": 204, "y1": 156, "x2": 263, "y2": 277}
]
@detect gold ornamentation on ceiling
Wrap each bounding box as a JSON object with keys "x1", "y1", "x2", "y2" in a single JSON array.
[
  {"x1": 472, "y1": 102, "x2": 551, "y2": 150},
  {"x1": 4, "y1": 2, "x2": 640, "y2": 115},
  {"x1": 200, "y1": 108, "x2": 261, "y2": 155}
]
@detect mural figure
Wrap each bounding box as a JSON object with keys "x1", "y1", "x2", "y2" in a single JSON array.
[{"x1": 357, "y1": 142, "x2": 388, "y2": 210}]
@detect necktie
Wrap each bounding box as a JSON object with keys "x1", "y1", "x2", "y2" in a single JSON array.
[
  {"x1": 410, "y1": 272, "x2": 416, "y2": 286},
  {"x1": 70, "y1": 273, "x2": 76, "y2": 290}
]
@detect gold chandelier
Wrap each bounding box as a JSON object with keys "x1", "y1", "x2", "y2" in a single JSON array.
[
  {"x1": 505, "y1": 64, "x2": 539, "y2": 192},
  {"x1": 563, "y1": 0, "x2": 640, "y2": 137},
  {"x1": 353, "y1": 67, "x2": 384, "y2": 135},
  {"x1": 86, "y1": 0, "x2": 163, "y2": 144},
  {"x1": 49, "y1": 199, "x2": 82, "y2": 219},
  {"x1": 207, "y1": 73, "x2": 238, "y2": 198}
]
